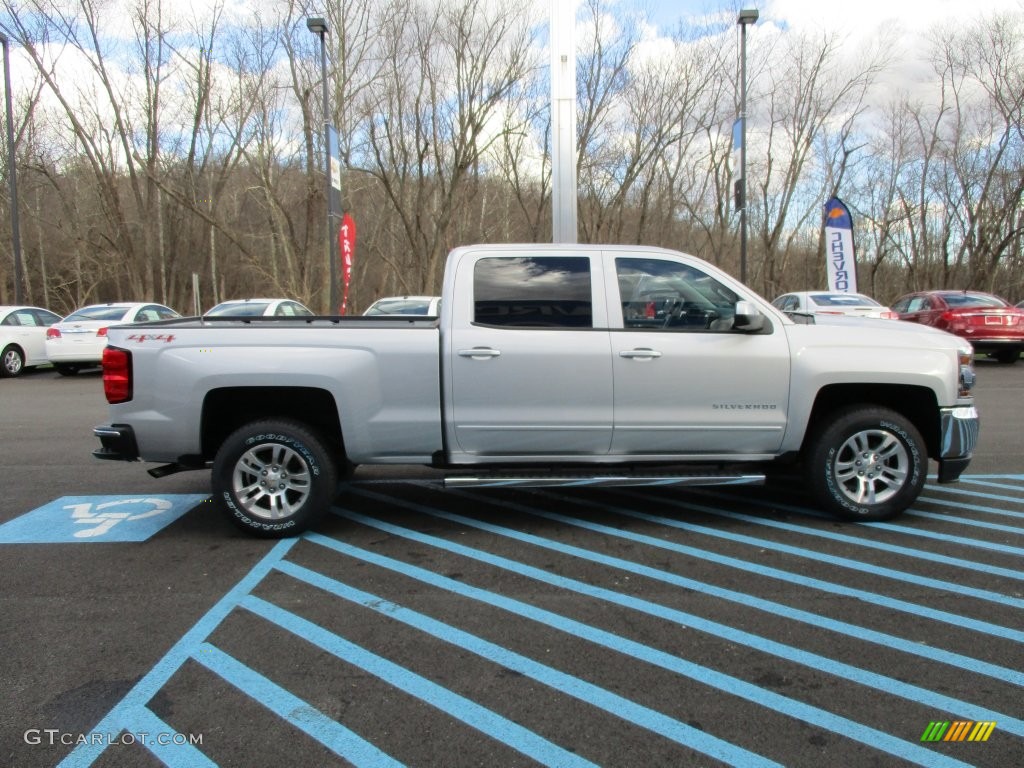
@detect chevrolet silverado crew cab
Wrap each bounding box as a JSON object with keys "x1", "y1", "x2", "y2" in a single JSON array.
[{"x1": 93, "y1": 244, "x2": 979, "y2": 537}]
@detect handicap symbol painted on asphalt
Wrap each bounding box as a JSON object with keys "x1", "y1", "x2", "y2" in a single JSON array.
[{"x1": 0, "y1": 495, "x2": 209, "y2": 543}]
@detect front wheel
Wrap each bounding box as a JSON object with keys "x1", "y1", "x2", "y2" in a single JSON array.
[
  {"x1": 212, "y1": 419, "x2": 339, "y2": 537},
  {"x1": 805, "y1": 406, "x2": 926, "y2": 521}
]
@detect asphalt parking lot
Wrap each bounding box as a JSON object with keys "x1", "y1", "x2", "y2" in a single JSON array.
[{"x1": 1, "y1": 361, "x2": 1021, "y2": 767}]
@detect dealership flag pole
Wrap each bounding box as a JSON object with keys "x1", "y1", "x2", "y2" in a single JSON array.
[{"x1": 824, "y1": 197, "x2": 857, "y2": 293}]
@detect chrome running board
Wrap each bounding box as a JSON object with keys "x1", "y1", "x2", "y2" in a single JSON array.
[{"x1": 443, "y1": 473, "x2": 765, "y2": 489}]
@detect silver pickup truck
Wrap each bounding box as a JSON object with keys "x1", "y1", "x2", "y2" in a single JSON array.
[{"x1": 93, "y1": 244, "x2": 979, "y2": 536}]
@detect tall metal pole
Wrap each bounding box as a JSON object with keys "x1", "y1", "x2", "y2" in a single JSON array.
[
  {"x1": 550, "y1": 0, "x2": 577, "y2": 244},
  {"x1": 737, "y1": 9, "x2": 758, "y2": 286},
  {"x1": 0, "y1": 33, "x2": 24, "y2": 304},
  {"x1": 307, "y1": 17, "x2": 338, "y2": 314}
]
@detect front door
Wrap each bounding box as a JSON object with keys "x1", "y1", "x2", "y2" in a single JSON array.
[{"x1": 608, "y1": 255, "x2": 791, "y2": 456}]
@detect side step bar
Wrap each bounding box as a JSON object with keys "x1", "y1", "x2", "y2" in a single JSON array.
[{"x1": 444, "y1": 473, "x2": 765, "y2": 490}]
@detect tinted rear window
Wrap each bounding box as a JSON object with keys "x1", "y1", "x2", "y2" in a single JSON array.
[
  {"x1": 942, "y1": 293, "x2": 1006, "y2": 309},
  {"x1": 474, "y1": 256, "x2": 592, "y2": 328},
  {"x1": 66, "y1": 306, "x2": 131, "y2": 322},
  {"x1": 809, "y1": 294, "x2": 879, "y2": 307}
]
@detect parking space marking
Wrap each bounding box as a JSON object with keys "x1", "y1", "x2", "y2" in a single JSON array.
[
  {"x1": 640, "y1": 490, "x2": 1024, "y2": 577},
  {"x1": 192, "y1": 642, "x2": 403, "y2": 768},
  {"x1": 240, "y1": 596, "x2": 600, "y2": 768},
  {"x1": 0, "y1": 495, "x2": 209, "y2": 543},
  {"x1": 272, "y1": 556, "x2": 778, "y2": 767},
  {"x1": 429, "y1": 490, "x2": 1024, "y2": 687},
  {"x1": 334, "y1": 501, "x2": 1024, "y2": 738},
  {"x1": 57, "y1": 475, "x2": 1022, "y2": 767}
]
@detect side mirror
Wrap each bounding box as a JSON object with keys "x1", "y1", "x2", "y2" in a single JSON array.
[{"x1": 733, "y1": 300, "x2": 765, "y2": 331}]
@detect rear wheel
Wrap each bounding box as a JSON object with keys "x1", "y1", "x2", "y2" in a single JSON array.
[
  {"x1": 992, "y1": 349, "x2": 1020, "y2": 364},
  {"x1": 805, "y1": 406, "x2": 926, "y2": 521},
  {"x1": 1, "y1": 345, "x2": 25, "y2": 377},
  {"x1": 212, "y1": 419, "x2": 339, "y2": 537}
]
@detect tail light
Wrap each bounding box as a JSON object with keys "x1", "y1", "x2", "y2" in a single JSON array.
[
  {"x1": 880, "y1": 311, "x2": 899, "y2": 319},
  {"x1": 97, "y1": 327, "x2": 108, "y2": 337},
  {"x1": 940, "y1": 311, "x2": 967, "y2": 330},
  {"x1": 102, "y1": 346, "x2": 133, "y2": 404},
  {"x1": 46, "y1": 327, "x2": 61, "y2": 339}
]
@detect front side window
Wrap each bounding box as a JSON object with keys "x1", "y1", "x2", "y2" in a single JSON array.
[
  {"x1": 617, "y1": 258, "x2": 739, "y2": 331},
  {"x1": 473, "y1": 256, "x2": 592, "y2": 328}
]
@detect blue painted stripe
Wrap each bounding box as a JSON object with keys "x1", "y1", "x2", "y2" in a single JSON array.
[
  {"x1": 318, "y1": 517, "x2": 1001, "y2": 764},
  {"x1": 270, "y1": 559, "x2": 779, "y2": 767},
  {"x1": 649, "y1": 488, "x2": 1024, "y2": 583},
  {"x1": 57, "y1": 538, "x2": 299, "y2": 768},
  {"x1": 240, "y1": 595, "x2": 598, "y2": 768},
  {"x1": 606, "y1": 489, "x2": 1024, "y2": 599},
  {"x1": 961, "y1": 474, "x2": 1024, "y2": 482},
  {"x1": 130, "y1": 707, "x2": 216, "y2": 768},
  {"x1": 926, "y1": 483, "x2": 1024, "y2": 506},
  {"x1": 905, "y1": 507, "x2": 1024, "y2": 536},
  {"x1": 916, "y1": 494, "x2": 1024, "y2": 521},
  {"x1": 960, "y1": 477, "x2": 1024, "y2": 493},
  {"x1": 193, "y1": 642, "x2": 403, "y2": 767}
]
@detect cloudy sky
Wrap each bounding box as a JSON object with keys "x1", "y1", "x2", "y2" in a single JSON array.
[{"x1": 641, "y1": 0, "x2": 1022, "y2": 44}]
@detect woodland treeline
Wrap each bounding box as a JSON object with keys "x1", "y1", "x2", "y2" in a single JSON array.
[{"x1": 0, "y1": 0, "x2": 1021, "y2": 315}]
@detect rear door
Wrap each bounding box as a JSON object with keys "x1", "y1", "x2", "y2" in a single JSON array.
[
  {"x1": 606, "y1": 253, "x2": 791, "y2": 456},
  {"x1": 445, "y1": 249, "x2": 613, "y2": 458}
]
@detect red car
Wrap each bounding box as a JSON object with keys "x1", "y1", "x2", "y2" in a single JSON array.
[{"x1": 891, "y1": 290, "x2": 1024, "y2": 363}]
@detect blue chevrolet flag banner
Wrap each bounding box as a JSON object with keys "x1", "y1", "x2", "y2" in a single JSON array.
[{"x1": 824, "y1": 196, "x2": 857, "y2": 293}]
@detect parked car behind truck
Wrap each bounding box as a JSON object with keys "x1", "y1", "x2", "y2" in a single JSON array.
[
  {"x1": 93, "y1": 244, "x2": 979, "y2": 537},
  {"x1": 892, "y1": 290, "x2": 1024, "y2": 364}
]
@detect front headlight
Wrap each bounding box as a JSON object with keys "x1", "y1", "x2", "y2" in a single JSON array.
[{"x1": 958, "y1": 346, "x2": 976, "y2": 397}]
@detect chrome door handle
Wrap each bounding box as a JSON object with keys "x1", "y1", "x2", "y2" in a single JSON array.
[
  {"x1": 618, "y1": 348, "x2": 662, "y2": 359},
  {"x1": 458, "y1": 347, "x2": 501, "y2": 359}
]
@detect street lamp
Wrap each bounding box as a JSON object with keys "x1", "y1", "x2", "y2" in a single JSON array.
[
  {"x1": 0, "y1": 32, "x2": 24, "y2": 304},
  {"x1": 736, "y1": 7, "x2": 758, "y2": 285},
  {"x1": 306, "y1": 16, "x2": 338, "y2": 314}
]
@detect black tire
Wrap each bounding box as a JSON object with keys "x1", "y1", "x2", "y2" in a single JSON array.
[
  {"x1": 992, "y1": 349, "x2": 1020, "y2": 364},
  {"x1": 1, "y1": 344, "x2": 25, "y2": 378},
  {"x1": 805, "y1": 406, "x2": 926, "y2": 522},
  {"x1": 212, "y1": 419, "x2": 339, "y2": 538},
  {"x1": 54, "y1": 364, "x2": 81, "y2": 376}
]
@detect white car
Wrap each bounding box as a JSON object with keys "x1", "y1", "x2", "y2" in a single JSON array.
[
  {"x1": 204, "y1": 298, "x2": 314, "y2": 317},
  {"x1": 363, "y1": 296, "x2": 441, "y2": 316},
  {"x1": 46, "y1": 302, "x2": 180, "y2": 375},
  {"x1": 771, "y1": 291, "x2": 898, "y2": 319},
  {"x1": 1, "y1": 305, "x2": 64, "y2": 378}
]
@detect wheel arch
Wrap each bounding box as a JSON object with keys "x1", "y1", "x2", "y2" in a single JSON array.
[
  {"x1": 201, "y1": 386, "x2": 345, "y2": 464},
  {"x1": 803, "y1": 384, "x2": 940, "y2": 460}
]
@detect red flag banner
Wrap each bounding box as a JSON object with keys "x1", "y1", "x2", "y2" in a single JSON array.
[{"x1": 339, "y1": 213, "x2": 356, "y2": 315}]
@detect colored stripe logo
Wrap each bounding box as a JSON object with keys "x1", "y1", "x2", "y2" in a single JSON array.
[{"x1": 921, "y1": 721, "x2": 997, "y2": 742}]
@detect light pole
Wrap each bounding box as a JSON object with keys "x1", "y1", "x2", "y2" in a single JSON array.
[
  {"x1": 0, "y1": 32, "x2": 24, "y2": 304},
  {"x1": 737, "y1": 8, "x2": 758, "y2": 285},
  {"x1": 306, "y1": 16, "x2": 338, "y2": 314}
]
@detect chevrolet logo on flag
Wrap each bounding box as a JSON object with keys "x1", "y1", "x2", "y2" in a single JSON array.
[{"x1": 921, "y1": 721, "x2": 997, "y2": 742}]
